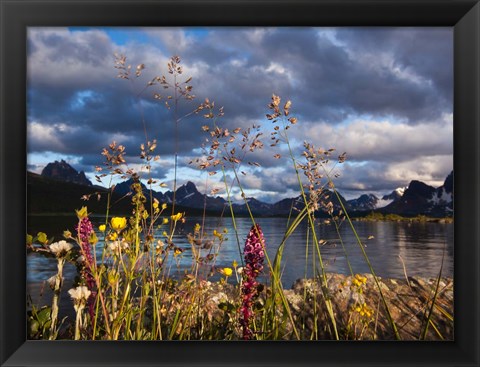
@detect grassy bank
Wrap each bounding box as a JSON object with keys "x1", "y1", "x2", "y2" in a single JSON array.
[{"x1": 355, "y1": 212, "x2": 454, "y2": 223}]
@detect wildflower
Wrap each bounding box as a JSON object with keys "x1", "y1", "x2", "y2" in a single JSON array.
[
  {"x1": 354, "y1": 303, "x2": 373, "y2": 320},
  {"x1": 37, "y1": 232, "x2": 48, "y2": 245},
  {"x1": 108, "y1": 240, "x2": 129, "y2": 254},
  {"x1": 49, "y1": 240, "x2": 74, "y2": 258},
  {"x1": 98, "y1": 224, "x2": 106, "y2": 232},
  {"x1": 352, "y1": 274, "x2": 368, "y2": 287},
  {"x1": 171, "y1": 212, "x2": 183, "y2": 222},
  {"x1": 76, "y1": 216, "x2": 97, "y2": 319},
  {"x1": 220, "y1": 267, "x2": 233, "y2": 277},
  {"x1": 174, "y1": 247, "x2": 184, "y2": 257},
  {"x1": 240, "y1": 224, "x2": 266, "y2": 340},
  {"x1": 46, "y1": 275, "x2": 58, "y2": 290},
  {"x1": 75, "y1": 206, "x2": 89, "y2": 220},
  {"x1": 107, "y1": 232, "x2": 118, "y2": 241},
  {"x1": 162, "y1": 218, "x2": 169, "y2": 225},
  {"x1": 68, "y1": 286, "x2": 91, "y2": 309},
  {"x1": 162, "y1": 203, "x2": 167, "y2": 210},
  {"x1": 26, "y1": 234, "x2": 33, "y2": 246},
  {"x1": 213, "y1": 229, "x2": 223, "y2": 239},
  {"x1": 48, "y1": 240, "x2": 73, "y2": 339},
  {"x1": 110, "y1": 217, "x2": 127, "y2": 232},
  {"x1": 89, "y1": 232, "x2": 98, "y2": 245},
  {"x1": 68, "y1": 285, "x2": 92, "y2": 340}
]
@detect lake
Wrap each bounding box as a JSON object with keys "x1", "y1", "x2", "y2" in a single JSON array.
[{"x1": 27, "y1": 215, "x2": 453, "y2": 293}]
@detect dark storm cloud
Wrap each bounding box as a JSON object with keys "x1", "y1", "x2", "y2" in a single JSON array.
[
  {"x1": 27, "y1": 31, "x2": 221, "y2": 164},
  {"x1": 336, "y1": 28, "x2": 453, "y2": 102},
  {"x1": 155, "y1": 27, "x2": 452, "y2": 124},
  {"x1": 27, "y1": 27, "x2": 453, "y2": 198}
]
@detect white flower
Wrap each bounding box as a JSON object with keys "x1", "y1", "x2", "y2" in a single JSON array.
[
  {"x1": 47, "y1": 275, "x2": 57, "y2": 290},
  {"x1": 68, "y1": 286, "x2": 91, "y2": 312},
  {"x1": 68, "y1": 286, "x2": 91, "y2": 302},
  {"x1": 108, "y1": 240, "x2": 129, "y2": 253},
  {"x1": 49, "y1": 240, "x2": 74, "y2": 257}
]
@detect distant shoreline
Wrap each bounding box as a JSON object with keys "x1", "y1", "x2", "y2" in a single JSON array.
[{"x1": 27, "y1": 211, "x2": 454, "y2": 220}]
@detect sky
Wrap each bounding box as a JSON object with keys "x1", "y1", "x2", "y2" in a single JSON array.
[{"x1": 27, "y1": 27, "x2": 453, "y2": 202}]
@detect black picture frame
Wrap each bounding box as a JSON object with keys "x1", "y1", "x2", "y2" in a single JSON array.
[{"x1": 1, "y1": 0, "x2": 479, "y2": 366}]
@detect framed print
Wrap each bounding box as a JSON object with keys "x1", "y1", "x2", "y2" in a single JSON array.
[{"x1": 1, "y1": 0, "x2": 479, "y2": 366}]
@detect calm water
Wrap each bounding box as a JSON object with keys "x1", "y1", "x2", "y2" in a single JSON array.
[{"x1": 27, "y1": 215, "x2": 453, "y2": 291}]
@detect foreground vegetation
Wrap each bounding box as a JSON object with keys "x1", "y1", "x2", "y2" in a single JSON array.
[{"x1": 27, "y1": 56, "x2": 453, "y2": 340}]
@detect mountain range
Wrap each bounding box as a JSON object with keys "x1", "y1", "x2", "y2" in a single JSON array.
[{"x1": 30, "y1": 161, "x2": 453, "y2": 218}]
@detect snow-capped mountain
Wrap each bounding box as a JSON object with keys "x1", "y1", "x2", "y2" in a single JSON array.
[
  {"x1": 381, "y1": 171, "x2": 453, "y2": 216},
  {"x1": 33, "y1": 160, "x2": 453, "y2": 218},
  {"x1": 382, "y1": 187, "x2": 406, "y2": 202}
]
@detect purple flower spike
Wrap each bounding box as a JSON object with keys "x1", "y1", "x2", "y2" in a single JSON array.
[
  {"x1": 240, "y1": 224, "x2": 266, "y2": 340},
  {"x1": 77, "y1": 217, "x2": 97, "y2": 320}
]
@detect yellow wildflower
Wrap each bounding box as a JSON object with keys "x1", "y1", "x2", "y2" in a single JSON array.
[
  {"x1": 354, "y1": 274, "x2": 367, "y2": 285},
  {"x1": 98, "y1": 224, "x2": 106, "y2": 232},
  {"x1": 26, "y1": 234, "x2": 33, "y2": 246},
  {"x1": 354, "y1": 303, "x2": 373, "y2": 319},
  {"x1": 221, "y1": 267, "x2": 233, "y2": 277},
  {"x1": 111, "y1": 217, "x2": 127, "y2": 231},
  {"x1": 171, "y1": 213, "x2": 183, "y2": 222},
  {"x1": 107, "y1": 232, "x2": 118, "y2": 241},
  {"x1": 174, "y1": 247, "x2": 183, "y2": 256},
  {"x1": 162, "y1": 203, "x2": 167, "y2": 210},
  {"x1": 89, "y1": 232, "x2": 98, "y2": 245},
  {"x1": 162, "y1": 218, "x2": 169, "y2": 225},
  {"x1": 37, "y1": 232, "x2": 48, "y2": 245},
  {"x1": 75, "y1": 206, "x2": 89, "y2": 220}
]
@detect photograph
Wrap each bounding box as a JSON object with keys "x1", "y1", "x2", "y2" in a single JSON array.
[
  {"x1": 1, "y1": 0, "x2": 479, "y2": 366},
  {"x1": 26, "y1": 26, "x2": 454, "y2": 341}
]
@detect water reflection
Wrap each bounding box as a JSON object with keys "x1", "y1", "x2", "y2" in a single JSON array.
[{"x1": 27, "y1": 215, "x2": 453, "y2": 289}]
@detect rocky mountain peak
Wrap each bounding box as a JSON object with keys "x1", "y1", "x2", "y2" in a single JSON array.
[
  {"x1": 41, "y1": 160, "x2": 92, "y2": 186},
  {"x1": 443, "y1": 171, "x2": 453, "y2": 194}
]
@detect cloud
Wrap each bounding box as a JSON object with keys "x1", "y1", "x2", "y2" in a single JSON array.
[
  {"x1": 290, "y1": 115, "x2": 453, "y2": 164},
  {"x1": 334, "y1": 154, "x2": 452, "y2": 194},
  {"x1": 26, "y1": 27, "x2": 453, "y2": 200}
]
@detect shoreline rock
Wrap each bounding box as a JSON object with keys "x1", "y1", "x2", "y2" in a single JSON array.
[
  {"x1": 197, "y1": 273, "x2": 453, "y2": 340},
  {"x1": 27, "y1": 273, "x2": 453, "y2": 340}
]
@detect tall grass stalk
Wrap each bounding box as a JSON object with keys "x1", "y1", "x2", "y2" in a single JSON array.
[
  {"x1": 282, "y1": 124, "x2": 340, "y2": 340},
  {"x1": 329, "y1": 183, "x2": 401, "y2": 340}
]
